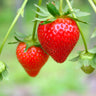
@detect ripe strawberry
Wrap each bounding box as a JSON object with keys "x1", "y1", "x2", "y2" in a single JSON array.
[
  {"x1": 16, "y1": 42, "x2": 49, "y2": 77},
  {"x1": 38, "y1": 18, "x2": 80, "y2": 63}
]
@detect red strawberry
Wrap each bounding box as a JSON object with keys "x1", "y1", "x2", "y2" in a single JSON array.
[
  {"x1": 16, "y1": 42, "x2": 49, "y2": 77},
  {"x1": 38, "y1": 18, "x2": 80, "y2": 63}
]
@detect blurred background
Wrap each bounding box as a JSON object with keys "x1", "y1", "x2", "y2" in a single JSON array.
[{"x1": 0, "y1": 0, "x2": 96, "y2": 96}]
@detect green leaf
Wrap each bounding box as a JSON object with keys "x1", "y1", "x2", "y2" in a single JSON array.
[
  {"x1": 83, "y1": 59, "x2": 90, "y2": 66},
  {"x1": 14, "y1": 32, "x2": 27, "y2": 42},
  {"x1": 77, "y1": 51, "x2": 82, "y2": 54},
  {"x1": 89, "y1": 46, "x2": 96, "y2": 53},
  {"x1": 14, "y1": 36, "x2": 24, "y2": 42},
  {"x1": 2, "y1": 68, "x2": 8, "y2": 78},
  {"x1": 47, "y1": 2, "x2": 60, "y2": 17},
  {"x1": 0, "y1": 74, "x2": 3, "y2": 81},
  {"x1": 24, "y1": 43, "x2": 30, "y2": 52},
  {"x1": 73, "y1": 9, "x2": 90, "y2": 17},
  {"x1": 32, "y1": 17, "x2": 51, "y2": 21},
  {"x1": 69, "y1": 16, "x2": 88, "y2": 24},
  {"x1": 0, "y1": 61, "x2": 8, "y2": 81},
  {"x1": 33, "y1": 4, "x2": 53, "y2": 22},
  {"x1": 41, "y1": 21, "x2": 53, "y2": 25},
  {"x1": 18, "y1": 8, "x2": 24, "y2": 18},
  {"x1": 64, "y1": 0, "x2": 74, "y2": 12},
  {"x1": 41, "y1": 19, "x2": 56, "y2": 25},
  {"x1": 15, "y1": 32, "x2": 27, "y2": 38},
  {"x1": 24, "y1": 41, "x2": 41, "y2": 52},
  {"x1": 92, "y1": 54, "x2": 96, "y2": 68},
  {"x1": 35, "y1": 4, "x2": 50, "y2": 17},
  {"x1": 0, "y1": 61, "x2": 6, "y2": 73},
  {"x1": 35, "y1": 11, "x2": 49, "y2": 17},
  {"x1": 35, "y1": 4, "x2": 47, "y2": 14},
  {"x1": 63, "y1": 9, "x2": 72, "y2": 15},
  {"x1": 70, "y1": 56, "x2": 79, "y2": 62},
  {"x1": 8, "y1": 42, "x2": 18, "y2": 44},
  {"x1": 91, "y1": 27, "x2": 96, "y2": 38},
  {"x1": 21, "y1": 9, "x2": 24, "y2": 17}
]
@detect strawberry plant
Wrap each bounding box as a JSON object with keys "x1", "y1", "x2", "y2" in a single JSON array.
[{"x1": 0, "y1": 0, "x2": 96, "y2": 81}]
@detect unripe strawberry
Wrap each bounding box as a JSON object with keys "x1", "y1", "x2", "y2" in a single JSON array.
[{"x1": 81, "y1": 65, "x2": 94, "y2": 74}]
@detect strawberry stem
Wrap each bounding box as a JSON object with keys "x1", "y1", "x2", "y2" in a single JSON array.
[
  {"x1": 66, "y1": 0, "x2": 88, "y2": 53},
  {"x1": 32, "y1": 0, "x2": 42, "y2": 41},
  {"x1": 88, "y1": 0, "x2": 96, "y2": 13},
  {"x1": 59, "y1": 0, "x2": 63, "y2": 15},
  {"x1": 0, "y1": 0, "x2": 28, "y2": 55}
]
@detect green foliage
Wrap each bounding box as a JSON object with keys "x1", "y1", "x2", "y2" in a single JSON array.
[
  {"x1": 0, "y1": 0, "x2": 96, "y2": 95},
  {"x1": 40, "y1": 19, "x2": 56, "y2": 25},
  {"x1": 68, "y1": 16, "x2": 88, "y2": 24},
  {"x1": 70, "y1": 56, "x2": 80, "y2": 62},
  {"x1": 64, "y1": 0, "x2": 74, "y2": 12},
  {"x1": 71, "y1": 51, "x2": 96, "y2": 74},
  {"x1": 89, "y1": 46, "x2": 96, "y2": 53},
  {"x1": 73, "y1": 9, "x2": 90, "y2": 17},
  {"x1": 0, "y1": 61, "x2": 8, "y2": 81},
  {"x1": 91, "y1": 27, "x2": 96, "y2": 38},
  {"x1": 33, "y1": 4, "x2": 51, "y2": 21},
  {"x1": 47, "y1": 2, "x2": 60, "y2": 17},
  {"x1": 17, "y1": 8, "x2": 24, "y2": 18}
]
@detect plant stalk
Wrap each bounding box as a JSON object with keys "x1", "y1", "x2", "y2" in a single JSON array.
[
  {"x1": 88, "y1": 0, "x2": 96, "y2": 13},
  {"x1": 0, "y1": 0, "x2": 28, "y2": 54},
  {"x1": 66, "y1": 0, "x2": 88, "y2": 53},
  {"x1": 59, "y1": 0, "x2": 63, "y2": 15},
  {"x1": 32, "y1": 0, "x2": 42, "y2": 40}
]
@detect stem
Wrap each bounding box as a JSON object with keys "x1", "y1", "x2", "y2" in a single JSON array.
[
  {"x1": 88, "y1": 0, "x2": 96, "y2": 13},
  {"x1": 32, "y1": 0, "x2": 42, "y2": 40},
  {"x1": 59, "y1": 0, "x2": 63, "y2": 15},
  {"x1": 0, "y1": 0, "x2": 28, "y2": 54},
  {"x1": 66, "y1": 0, "x2": 88, "y2": 53}
]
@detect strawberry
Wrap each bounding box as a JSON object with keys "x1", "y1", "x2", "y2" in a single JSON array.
[
  {"x1": 81, "y1": 65, "x2": 94, "y2": 74},
  {"x1": 38, "y1": 18, "x2": 80, "y2": 63},
  {"x1": 16, "y1": 42, "x2": 49, "y2": 77}
]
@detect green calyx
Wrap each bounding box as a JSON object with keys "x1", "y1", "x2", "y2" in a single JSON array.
[
  {"x1": 34, "y1": 1, "x2": 89, "y2": 25},
  {"x1": 0, "y1": 61, "x2": 6, "y2": 73},
  {"x1": 71, "y1": 51, "x2": 96, "y2": 74},
  {"x1": 47, "y1": 2, "x2": 60, "y2": 17},
  {"x1": 79, "y1": 51, "x2": 95, "y2": 74},
  {"x1": 46, "y1": 1, "x2": 90, "y2": 19},
  {"x1": 0, "y1": 61, "x2": 8, "y2": 81},
  {"x1": 9, "y1": 32, "x2": 41, "y2": 52},
  {"x1": 17, "y1": 35, "x2": 41, "y2": 52},
  {"x1": 80, "y1": 51, "x2": 94, "y2": 60},
  {"x1": 24, "y1": 36, "x2": 41, "y2": 52}
]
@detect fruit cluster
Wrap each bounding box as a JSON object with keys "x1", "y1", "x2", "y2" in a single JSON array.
[
  {"x1": 16, "y1": 2, "x2": 81, "y2": 77},
  {"x1": 16, "y1": 1, "x2": 96, "y2": 77},
  {"x1": 16, "y1": 17, "x2": 80, "y2": 77},
  {"x1": 0, "y1": 0, "x2": 96, "y2": 79}
]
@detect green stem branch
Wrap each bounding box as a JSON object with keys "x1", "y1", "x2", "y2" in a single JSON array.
[
  {"x1": 88, "y1": 0, "x2": 96, "y2": 13},
  {"x1": 66, "y1": 0, "x2": 88, "y2": 53},
  {"x1": 0, "y1": 0, "x2": 28, "y2": 54},
  {"x1": 59, "y1": 0, "x2": 63, "y2": 15},
  {"x1": 32, "y1": 0, "x2": 42, "y2": 40}
]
